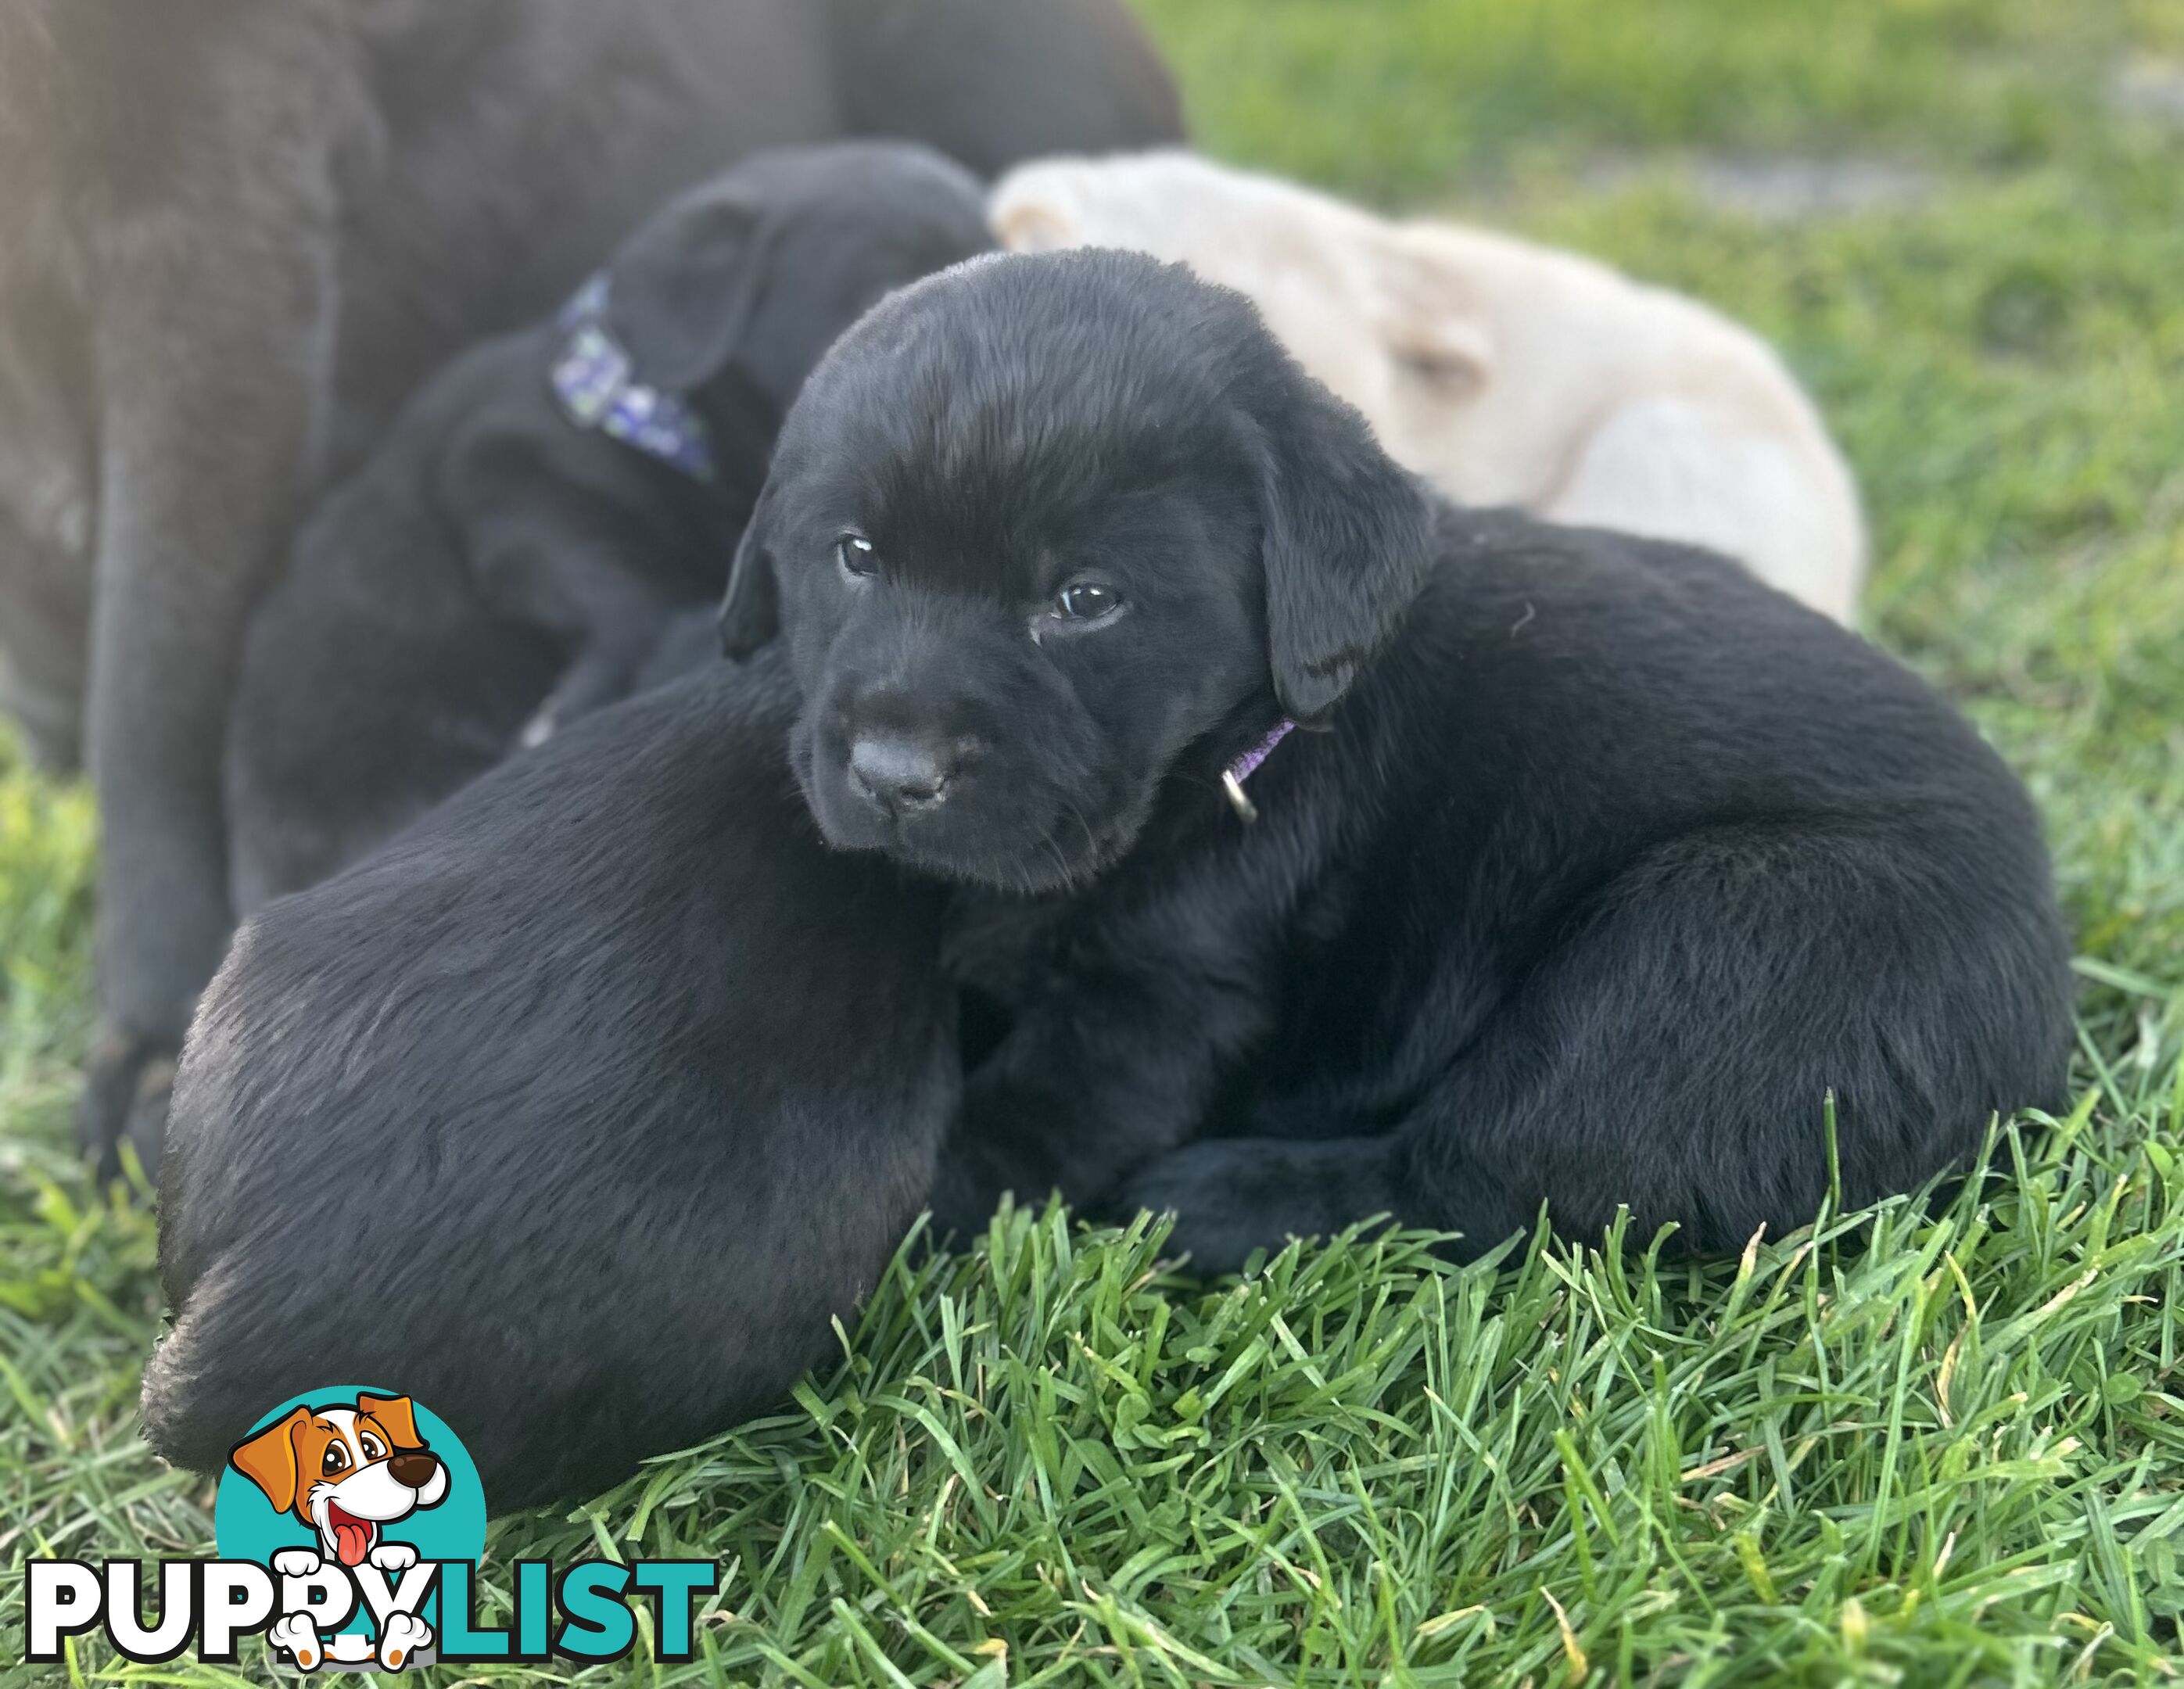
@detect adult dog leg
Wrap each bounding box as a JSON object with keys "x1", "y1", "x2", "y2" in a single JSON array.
[{"x1": 81, "y1": 98, "x2": 341, "y2": 1178}]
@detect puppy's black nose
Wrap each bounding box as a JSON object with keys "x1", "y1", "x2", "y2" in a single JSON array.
[
  {"x1": 848, "y1": 734, "x2": 958, "y2": 813},
  {"x1": 388, "y1": 1451, "x2": 440, "y2": 1490}
]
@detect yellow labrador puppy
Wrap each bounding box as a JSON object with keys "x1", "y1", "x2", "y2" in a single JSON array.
[{"x1": 992, "y1": 151, "x2": 1864, "y2": 622}]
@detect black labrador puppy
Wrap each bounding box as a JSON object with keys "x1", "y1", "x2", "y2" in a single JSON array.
[
  {"x1": 0, "y1": 0, "x2": 1178, "y2": 1178},
  {"x1": 720, "y1": 251, "x2": 2077, "y2": 1273},
  {"x1": 145, "y1": 649, "x2": 956, "y2": 1511},
  {"x1": 225, "y1": 142, "x2": 993, "y2": 913}
]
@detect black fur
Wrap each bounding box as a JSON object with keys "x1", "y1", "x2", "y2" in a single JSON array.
[
  {"x1": 146, "y1": 651, "x2": 956, "y2": 1511},
  {"x1": 0, "y1": 0, "x2": 1180, "y2": 1177},
  {"x1": 733, "y1": 250, "x2": 2077, "y2": 1273},
  {"x1": 225, "y1": 142, "x2": 994, "y2": 912}
]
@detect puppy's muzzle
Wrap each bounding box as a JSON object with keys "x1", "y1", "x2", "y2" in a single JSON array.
[{"x1": 848, "y1": 733, "x2": 970, "y2": 816}]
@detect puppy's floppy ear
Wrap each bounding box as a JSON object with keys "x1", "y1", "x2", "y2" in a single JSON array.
[
  {"x1": 228, "y1": 1406, "x2": 310, "y2": 1514},
  {"x1": 608, "y1": 194, "x2": 774, "y2": 392},
  {"x1": 1372, "y1": 236, "x2": 1498, "y2": 401},
  {"x1": 988, "y1": 167, "x2": 1086, "y2": 254},
  {"x1": 1253, "y1": 369, "x2": 1439, "y2": 720},
  {"x1": 357, "y1": 1393, "x2": 424, "y2": 1451},
  {"x1": 718, "y1": 500, "x2": 780, "y2": 660},
  {"x1": 1385, "y1": 316, "x2": 1497, "y2": 401}
]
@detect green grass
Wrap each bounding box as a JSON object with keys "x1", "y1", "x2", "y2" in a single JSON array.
[{"x1": 6, "y1": 1, "x2": 2184, "y2": 1681}]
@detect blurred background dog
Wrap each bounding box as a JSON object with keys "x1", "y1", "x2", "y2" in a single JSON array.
[
  {"x1": 224, "y1": 142, "x2": 995, "y2": 913},
  {"x1": 0, "y1": 0, "x2": 1180, "y2": 1179},
  {"x1": 995, "y1": 150, "x2": 1865, "y2": 622}
]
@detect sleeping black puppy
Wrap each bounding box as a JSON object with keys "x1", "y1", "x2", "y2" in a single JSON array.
[
  {"x1": 720, "y1": 250, "x2": 2077, "y2": 1273},
  {"x1": 146, "y1": 648, "x2": 956, "y2": 1510},
  {"x1": 224, "y1": 142, "x2": 993, "y2": 913}
]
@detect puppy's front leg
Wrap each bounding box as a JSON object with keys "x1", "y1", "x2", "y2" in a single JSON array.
[
  {"x1": 1108, "y1": 1136, "x2": 1411, "y2": 1276},
  {"x1": 931, "y1": 964, "x2": 1274, "y2": 1236}
]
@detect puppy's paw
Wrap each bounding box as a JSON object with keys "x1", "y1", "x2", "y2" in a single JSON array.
[
  {"x1": 271, "y1": 1547, "x2": 325, "y2": 1579},
  {"x1": 377, "y1": 1612, "x2": 432, "y2": 1671},
  {"x1": 1111, "y1": 1141, "x2": 1290, "y2": 1275},
  {"x1": 927, "y1": 1117, "x2": 1048, "y2": 1241},
  {"x1": 268, "y1": 1612, "x2": 325, "y2": 1671},
  {"x1": 927, "y1": 1149, "x2": 1008, "y2": 1242},
  {"x1": 77, "y1": 1023, "x2": 178, "y2": 1187},
  {"x1": 930, "y1": 1088, "x2": 1082, "y2": 1242},
  {"x1": 1111, "y1": 1136, "x2": 1403, "y2": 1277},
  {"x1": 368, "y1": 1541, "x2": 418, "y2": 1572}
]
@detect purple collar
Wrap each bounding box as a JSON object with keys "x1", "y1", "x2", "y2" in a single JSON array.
[
  {"x1": 1220, "y1": 718, "x2": 1296, "y2": 823},
  {"x1": 548, "y1": 273, "x2": 716, "y2": 482}
]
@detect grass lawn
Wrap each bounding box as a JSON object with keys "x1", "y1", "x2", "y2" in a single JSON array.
[{"x1": 6, "y1": 1, "x2": 2184, "y2": 1682}]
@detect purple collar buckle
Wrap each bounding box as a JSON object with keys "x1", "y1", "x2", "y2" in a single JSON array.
[{"x1": 1221, "y1": 718, "x2": 1296, "y2": 823}]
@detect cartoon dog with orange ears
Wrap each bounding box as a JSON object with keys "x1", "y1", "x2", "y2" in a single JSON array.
[{"x1": 228, "y1": 1393, "x2": 447, "y2": 1669}]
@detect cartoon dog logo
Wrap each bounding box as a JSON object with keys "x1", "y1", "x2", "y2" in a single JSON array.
[{"x1": 228, "y1": 1393, "x2": 447, "y2": 1669}]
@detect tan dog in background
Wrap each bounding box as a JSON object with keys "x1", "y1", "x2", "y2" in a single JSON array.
[{"x1": 992, "y1": 150, "x2": 1865, "y2": 622}]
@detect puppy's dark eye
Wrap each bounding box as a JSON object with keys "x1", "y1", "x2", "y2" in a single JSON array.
[
  {"x1": 1054, "y1": 583, "x2": 1121, "y2": 621},
  {"x1": 322, "y1": 1444, "x2": 350, "y2": 1476},
  {"x1": 837, "y1": 534, "x2": 878, "y2": 578}
]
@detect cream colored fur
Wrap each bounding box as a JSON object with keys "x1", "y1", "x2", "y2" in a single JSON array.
[{"x1": 992, "y1": 150, "x2": 1865, "y2": 622}]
